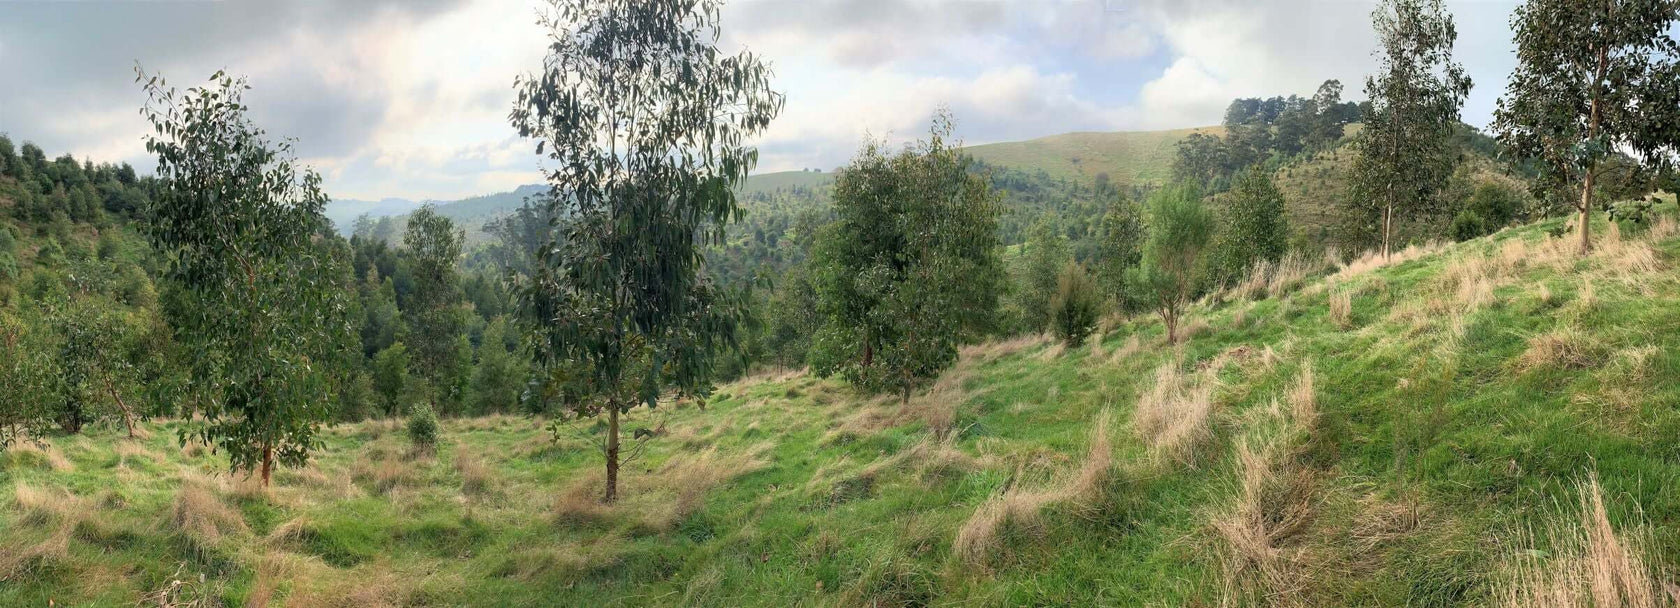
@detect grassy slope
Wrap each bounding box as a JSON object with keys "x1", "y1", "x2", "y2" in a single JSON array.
[
  {"x1": 964, "y1": 126, "x2": 1227, "y2": 187},
  {"x1": 6, "y1": 207, "x2": 1680, "y2": 606}
]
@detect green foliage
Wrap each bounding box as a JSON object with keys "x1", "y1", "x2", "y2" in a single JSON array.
[
  {"x1": 0, "y1": 311, "x2": 55, "y2": 451},
  {"x1": 138, "y1": 68, "x2": 351, "y2": 483},
  {"x1": 401, "y1": 205, "x2": 467, "y2": 410},
  {"x1": 1014, "y1": 221, "x2": 1071, "y2": 332},
  {"x1": 1128, "y1": 182, "x2": 1215, "y2": 344},
  {"x1": 469, "y1": 317, "x2": 525, "y2": 415},
  {"x1": 1350, "y1": 0, "x2": 1472, "y2": 256},
  {"x1": 510, "y1": 0, "x2": 783, "y2": 500},
  {"x1": 1495, "y1": 0, "x2": 1680, "y2": 251},
  {"x1": 407, "y1": 401, "x2": 439, "y2": 452},
  {"x1": 48, "y1": 299, "x2": 141, "y2": 434},
  {"x1": 373, "y1": 342, "x2": 412, "y2": 418},
  {"x1": 809, "y1": 113, "x2": 1004, "y2": 399},
  {"x1": 1210, "y1": 167, "x2": 1289, "y2": 287},
  {"x1": 1451, "y1": 181, "x2": 1523, "y2": 240},
  {"x1": 1048, "y1": 262, "x2": 1102, "y2": 347},
  {"x1": 1173, "y1": 80, "x2": 1360, "y2": 191},
  {"x1": 1095, "y1": 191, "x2": 1146, "y2": 312}
]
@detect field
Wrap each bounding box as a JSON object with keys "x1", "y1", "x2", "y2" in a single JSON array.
[
  {"x1": 6, "y1": 209, "x2": 1680, "y2": 606},
  {"x1": 964, "y1": 126, "x2": 1227, "y2": 187}
]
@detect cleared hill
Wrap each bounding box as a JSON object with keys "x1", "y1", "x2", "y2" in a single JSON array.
[
  {"x1": 965, "y1": 126, "x2": 1226, "y2": 187},
  {"x1": 7, "y1": 204, "x2": 1680, "y2": 605}
]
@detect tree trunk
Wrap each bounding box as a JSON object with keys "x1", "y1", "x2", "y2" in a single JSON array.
[
  {"x1": 1382, "y1": 202, "x2": 1394, "y2": 261},
  {"x1": 105, "y1": 378, "x2": 136, "y2": 439},
  {"x1": 605, "y1": 404, "x2": 620, "y2": 503},
  {"x1": 260, "y1": 444, "x2": 274, "y2": 487},
  {"x1": 1163, "y1": 307, "x2": 1178, "y2": 345},
  {"x1": 1579, "y1": 171, "x2": 1596, "y2": 254},
  {"x1": 1580, "y1": 43, "x2": 1607, "y2": 255}
]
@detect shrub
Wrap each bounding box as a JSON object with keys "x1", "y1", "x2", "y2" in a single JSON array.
[
  {"x1": 407, "y1": 402, "x2": 439, "y2": 452},
  {"x1": 1049, "y1": 262, "x2": 1102, "y2": 347}
]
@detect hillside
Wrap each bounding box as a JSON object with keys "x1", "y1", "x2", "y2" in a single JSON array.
[
  {"x1": 965, "y1": 126, "x2": 1227, "y2": 187},
  {"x1": 6, "y1": 204, "x2": 1680, "y2": 605}
]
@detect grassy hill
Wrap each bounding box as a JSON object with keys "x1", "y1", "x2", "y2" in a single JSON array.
[
  {"x1": 965, "y1": 126, "x2": 1226, "y2": 187},
  {"x1": 7, "y1": 204, "x2": 1680, "y2": 605}
]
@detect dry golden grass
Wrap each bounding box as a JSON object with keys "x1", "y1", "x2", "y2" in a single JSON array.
[
  {"x1": 11, "y1": 480, "x2": 87, "y2": 528},
  {"x1": 639, "y1": 443, "x2": 773, "y2": 532},
  {"x1": 1036, "y1": 341, "x2": 1066, "y2": 361},
  {"x1": 1329, "y1": 290, "x2": 1353, "y2": 329},
  {"x1": 553, "y1": 473, "x2": 615, "y2": 528},
  {"x1": 169, "y1": 476, "x2": 247, "y2": 548},
  {"x1": 1288, "y1": 362, "x2": 1317, "y2": 433},
  {"x1": 11, "y1": 440, "x2": 75, "y2": 472},
  {"x1": 1495, "y1": 475, "x2": 1670, "y2": 608},
  {"x1": 1537, "y1": 282, "x2": 1554, "y2": 306},
  {"x1": 455, "y1": 447, "x2": 496, "y2": 497},
  {"x1": 1212, "y1": 438, "x2": 1318, "y2": 606},
  {"x1": 1649, "y1": 213, "x2": 1678, "y2": 242},
  {"x1": 1518, "y1": 326, "x2": 1604, "y2": 373},
  {"x1": 1332, "y1": 241, "x2": 1445, "y2": 283},
  {"x1": 953, "y1": 410, "x2": 1113, "y2": 566},
  {"x1": 352, "y1": 446, "x2": 418, "y2": 495},
  {"x1": 1609, "y1": 345, "x2": 1661, "y2": 384},
  {"x1": 1109, "y1": 334, "x2": 1142, "y2": 366},
  {"x1": 1132, "y1": 362, "x2": 1217, "y2": 466}
]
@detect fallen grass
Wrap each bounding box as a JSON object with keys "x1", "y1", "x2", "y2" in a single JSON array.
[{"x1": 1494, "y1": 475, "x2": 1669, "y2": 608}]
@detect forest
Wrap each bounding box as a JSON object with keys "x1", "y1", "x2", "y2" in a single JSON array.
[{"x1": 4, "y1": 0, "x2": 1680, "y2": 605}]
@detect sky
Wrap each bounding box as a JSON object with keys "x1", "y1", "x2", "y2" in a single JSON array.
[{"x1": 0, "y1": 0, "x2": 1522, "y2": 202}]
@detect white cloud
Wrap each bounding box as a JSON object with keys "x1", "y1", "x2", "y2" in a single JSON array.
[{"x1": 1, "y1": 0, "x2": 1524, "y2": 200}]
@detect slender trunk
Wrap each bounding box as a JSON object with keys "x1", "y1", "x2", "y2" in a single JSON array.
[
  {"x1": 105, "y1": 378, "x2": 136, "y2": 439},
  {"x1": 1382, "y1": 202, "x2": 1394, "y2": 261},
  {"x1": 1580, "y1": 43, "x2": 1608, "y2": 255},
  {"x1": 1579, "y1": 171, "x2": 1596, "y2": 254},
  {"x1": 260, "y1": 443, "x2": 273, "y2": 487},
  {"x1": 605, "y1": 404, "x2": 620, "y2": 503}
]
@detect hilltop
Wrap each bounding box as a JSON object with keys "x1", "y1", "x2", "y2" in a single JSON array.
[{"x1": 6, "y1": 203, "x2": 1679, "y2": 605}]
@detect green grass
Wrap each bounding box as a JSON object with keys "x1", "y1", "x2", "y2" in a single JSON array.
[
  {"x1": 964, "y1": 126, "x2": 1226, "y2": 187},
  {"x1": 5, "y1": 210, "x2": 1680, "y2": 606}
]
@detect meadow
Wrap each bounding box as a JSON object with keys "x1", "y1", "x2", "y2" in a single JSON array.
[{"x1": 5, "y1": 208, "x2": 1680, "y2": 606}]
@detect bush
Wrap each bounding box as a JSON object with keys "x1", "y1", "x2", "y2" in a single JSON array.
[
  {"x1": 407, "y1": 401, "x2": 439, "y2": 452},
  {"x1": 1450, "y1": 210, "x2": 1487, "y2": 242},
  {"x1": 1049, "y1": 262, "x2": 1102, "y2": 347}
]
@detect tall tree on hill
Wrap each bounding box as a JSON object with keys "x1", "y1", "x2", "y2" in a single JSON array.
[
  {"x1": 1210, "y1": 167, "x2": 1289, "y2": 288},
  {"x1": 1350, "y1": 0, "x2": 1472, "y2": 259},
  {"x1": 1129, "y1": 182, "x2": 1214, "y2": 344},
  {"x1": 138, "y1": 69, "x2": 350, "y2": 486},
  {"x1": 1096, "y1": 189, "x2": 1145, "y2": 313},
  {"x1": 402, "y1": 205, "x2": 468, "y2": 408},
  {"x1": 1494, "y1": 0, "x2": 1680, "y2": 254},
  {"x1": 1017, "y1": 220, "x2": 1072, "y2": 332},
  {"x1": 510, "y1": 0, "x2": 783, "y2": 502},
  {"x1": 809, "y1": 113, "x2": 1004, "y2": 403}
]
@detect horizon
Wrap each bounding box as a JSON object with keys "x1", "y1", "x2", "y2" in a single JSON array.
[{"x1": 1, "y1": 0, "x2": 1523, "y2": 202}]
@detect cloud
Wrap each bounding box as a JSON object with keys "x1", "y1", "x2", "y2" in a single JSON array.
[{"x1": 0, "y1": 0, "x2": 1523, "y2": 200}]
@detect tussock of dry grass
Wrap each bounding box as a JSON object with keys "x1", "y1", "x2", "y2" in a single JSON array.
[
  {"x1": 1518, "y1": 326, "x2": 1604, "y2": 373},
  {"x1": 553, "y1": 473, "x2": 614, "y2": 528},
  {"x1": 11, "y1": 481, "x2": 87, "y2": 529},
  {"x1": 352, "y1": 446, "x2": 418, "y2": 495},
  {"x1": 1495, "y1": 475, "x2": 1670, "y2": 608},
  {"x1": 1332, "y1": 241, "x2": 1444, "y2": 283},
  {"x1": 1212, "y1": 438, "x2": 1318, "y2": 606},
  {"x1": 640, "y1": 443, "x2": 773, "y2": 532},
  {"x1": 953, "y1": 410, "x2": 1113, "y2": 566},
  {"x1": 11, "y1": 441, "x2": 75, "y2": 472},
  {"x1": 1329, "y1": 290, "x2": 1353, "y2": 329},
  {"x1": 455, "y1": 447, "x2": 496, "y2": 497},
  {"x1": 1132, "y1": 362, "x2": 1217, "y2": 466},
  {"x1": 1288, "y1": 362, "x2": 1317, "y2": 433},
  {"x1": 169, "y1": 476, "x2": 247, "y2": 548}
]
